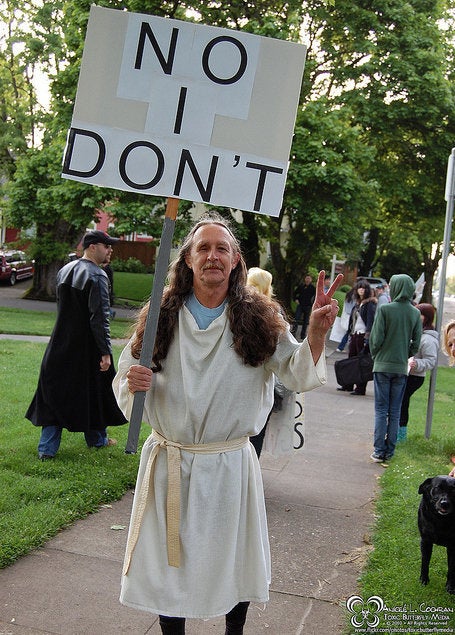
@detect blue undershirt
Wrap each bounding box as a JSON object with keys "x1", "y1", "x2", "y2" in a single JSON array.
[{"x1": 185, "y1": 292, "x2": 227, "y2": 330}]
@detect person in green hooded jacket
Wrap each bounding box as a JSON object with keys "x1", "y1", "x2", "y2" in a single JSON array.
[{"x1": 369, "y1": 274, "x2": 422, "y2": 463}]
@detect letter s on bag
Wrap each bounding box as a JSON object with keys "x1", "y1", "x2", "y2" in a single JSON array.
[{"x1": 294, "y1": 422, "x2": 304, "y2": 449}]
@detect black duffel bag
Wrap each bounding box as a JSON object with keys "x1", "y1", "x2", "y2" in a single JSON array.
[{"x1": 334, "y1": 350, "x2": 374, "y2": 386}]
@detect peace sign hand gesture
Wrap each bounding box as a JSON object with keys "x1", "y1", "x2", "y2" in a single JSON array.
[{"x1": 306, "y1": 270, "x2": 344, "y2": 363}]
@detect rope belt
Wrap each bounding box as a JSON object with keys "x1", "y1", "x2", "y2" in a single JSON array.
[{"x1": 123, "y1": 430, "x2": 249, "y2": 574}]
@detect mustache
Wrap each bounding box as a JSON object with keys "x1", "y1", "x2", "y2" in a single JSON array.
[{"x1": 202, "y1": 264, "x2": 224, "y2": 271}]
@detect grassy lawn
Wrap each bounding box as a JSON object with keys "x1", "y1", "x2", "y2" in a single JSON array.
[
  {"x1": 350, "y1": 368, "x2": 455, "y2": 632},
  {"x1": 0, "y1": 340, "x2": 149, "y2": 568},
  {"x1": 113, "y1": 271, "x2": 154, "y2": 306},
  {"x1": 0, "y1": 276, "x2": 153, "y2": 568},
  {"x1": 0, "y1": 307, "x2": 133, "y2": 339}
]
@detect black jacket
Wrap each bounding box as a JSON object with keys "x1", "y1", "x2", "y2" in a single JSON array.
[
  {"x1": 26, "y1": 259, "x2": 127, "y2": 432},
  {"x1": 349, "y1": 297, "x2": 377, "y2": 336},
  {"x1": 293, "y1": 283, "x2": 316, "y2": 307}
]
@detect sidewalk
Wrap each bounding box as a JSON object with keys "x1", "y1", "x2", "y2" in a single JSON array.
[{"x1": 0, "y1": 326, "x2": 381, "y2": 634}]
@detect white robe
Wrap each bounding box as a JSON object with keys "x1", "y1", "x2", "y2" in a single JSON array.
[{"x1": 113, "y1": 305, "x2": 326, "y2": 618}]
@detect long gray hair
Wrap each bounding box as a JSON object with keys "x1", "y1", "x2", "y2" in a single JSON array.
[{"x1": 131, "y1": 213, "x2": 286, "y2": 370}]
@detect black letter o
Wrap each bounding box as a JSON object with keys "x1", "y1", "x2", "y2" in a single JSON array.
[
  {"x1": 119, "y1": 142, "x2": 165, "y2": 190},
  {"x1": 202, "y1": 36, "x2": 247, "y2": 85}
]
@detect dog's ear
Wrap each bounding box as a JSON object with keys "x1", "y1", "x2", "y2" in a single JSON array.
[{"x1": 418, "y1": 478, "x2": 434, "y2": 495}]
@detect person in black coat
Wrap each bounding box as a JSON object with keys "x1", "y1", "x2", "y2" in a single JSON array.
[
  {"x1": 291, "y1": 274, "x2": 316, "y2": 339},
  {"x1": 26, "y1": 230, "x2": 128, "y2": 459}
]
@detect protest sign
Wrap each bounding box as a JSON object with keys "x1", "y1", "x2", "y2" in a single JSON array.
[{"x1": 62, "y1": 5, "x2": 306, "y2": 216}]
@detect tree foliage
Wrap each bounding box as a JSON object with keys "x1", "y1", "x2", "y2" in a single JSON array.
[
  {"x1": 1, "y1": 0, "x2": 454, "y2": 304},
  {"x1": 312, "y1": 0, "x2": 455, "y2": 300}
]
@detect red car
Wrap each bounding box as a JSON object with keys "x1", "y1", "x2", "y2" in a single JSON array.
[{"x1": 0, "y1": 250, "x2": 34, "y2": 285}]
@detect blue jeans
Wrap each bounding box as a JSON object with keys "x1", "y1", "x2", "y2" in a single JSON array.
[
  {"x1": 373, "y1": 372, "x2": 407, "y2": 459},
  {"x1": 337, "y1": 330, "x2": 350, "y2": 351},
  {"x1": 38, "y1": 425, "x2": 108, "y2": 457}
]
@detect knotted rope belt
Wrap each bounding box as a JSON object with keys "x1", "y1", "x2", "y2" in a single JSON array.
[{"x1": 123, "y1": 430, "x2": 250, "y2": 574}]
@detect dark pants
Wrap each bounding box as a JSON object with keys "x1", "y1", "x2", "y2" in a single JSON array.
[
  {"x1": 250, "y1": 407, "x2": 274, "y2": 458},
  {"x1": 250, "y1": 423, "x2": 267, "y2": 458},
  {"x1": 292, "y1": 304, "x2": 312, "y2": 338},
  {"x1": 159, "y1": 602, "x2": 250, "y2": 634},
  {"x1": 399, "y1": 375, "x2": 425, "y2": 427}
]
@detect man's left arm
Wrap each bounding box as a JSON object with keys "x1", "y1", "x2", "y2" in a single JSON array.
[{"x1": 310, "y1": 285, "x2": 316, "y2": 305}]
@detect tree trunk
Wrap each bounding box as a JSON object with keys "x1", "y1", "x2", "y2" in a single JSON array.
[
  {"x1": 25, "y1": 260, "x2": 64, "y2": 301},
  {"x1": 241, "y1": 212, "x2": 260, "y2": 269},
  {"x1": 420, "y1": 253, "x2": 439, "y2": 305},
  {"x1": 268, "y1": 216, "x2": 293, "y2": 311},
  {"x1": 360, "y1": 227, "x2": 379, "y2": 276}
]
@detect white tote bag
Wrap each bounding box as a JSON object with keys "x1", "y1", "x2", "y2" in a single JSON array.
[
  {"x1": 329, "y1": 316, "x2": 345, "y2": 343},
  {"x1": 263, "y1": 392, "x2": 305, "y2": 457}
]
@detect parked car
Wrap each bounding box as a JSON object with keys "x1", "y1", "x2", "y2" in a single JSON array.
[
  {"x1": 0, "y1": 250, "x2": 34, "y2": 285},
  {"x1": 356, "y1": 276, "x2": 388, "y2": 289}
]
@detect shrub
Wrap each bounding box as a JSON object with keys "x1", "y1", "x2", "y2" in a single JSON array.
[{"x1": 111, "y1": 257, "x2": 149, "y2": 273}]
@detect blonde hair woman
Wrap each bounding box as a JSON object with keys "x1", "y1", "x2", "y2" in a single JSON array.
[
  {"x1": 443, "y1": 320, "x2": 455, "y2": 367},
  {"x1": 246, "y1": 267, "x2": 275, "y2": 458},
  {"x1": 246, "y1": 267, "x2": 273, "y2": 298}
]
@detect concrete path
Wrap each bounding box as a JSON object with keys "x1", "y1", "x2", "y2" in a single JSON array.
[{"x1": 0, "y1": 351, "x2": 381, "y2": 634}]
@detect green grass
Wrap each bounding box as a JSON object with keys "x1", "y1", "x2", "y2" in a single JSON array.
[
  {"x1": 0, "y1": 340, "x2": 149, "y2": 568},
  {"x1": 113, "y1": 271, "x2": 154, "y2": 305},
  {"x1": 0, "y1": 307, "x2": 132, "y2": 339},
  {"x1": 347, "y1": 368, "x2": 455, "y2": 632}
]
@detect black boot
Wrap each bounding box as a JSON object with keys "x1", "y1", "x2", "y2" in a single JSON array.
[
  {"x1": 225, "y1": 602, "x2": 250, "y2": 635},
  {"x1": 159, "y1": 615, "x2": 185, "y2": 635}
]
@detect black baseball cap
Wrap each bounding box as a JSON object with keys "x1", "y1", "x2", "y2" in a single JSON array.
[{"x1": 82, "y1": 230, "x2": 119, "y2": 249}]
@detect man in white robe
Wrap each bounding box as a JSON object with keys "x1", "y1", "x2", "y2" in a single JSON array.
[{"x1": 113, "y1": 214, "x2": 343, "y2": 635}]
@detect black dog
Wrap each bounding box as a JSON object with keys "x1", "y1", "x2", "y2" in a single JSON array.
[{"x1": 418, "y1": 476, "x2": 455, "y2": 594}]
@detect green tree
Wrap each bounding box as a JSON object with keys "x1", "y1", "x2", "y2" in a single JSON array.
[
  {"x1": 0, "y1": 0, "x2": 44, "y2": 179},
  {"x1": 266, "y1": 98, "x2": 377, "y2": 307},
  {"x1": 3, "y1": 0, "x2": 455, "y2": 306},
  {"x1": 3, "y1": 0, "x2": 310, "y2": 298},
  {"x1": 313, "y1": 0, "x2": 455, "y2": 297}
]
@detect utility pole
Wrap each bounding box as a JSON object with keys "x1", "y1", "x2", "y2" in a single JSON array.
[{"x1": 425, "y1": 148, "x2": 455, "y2": 438}]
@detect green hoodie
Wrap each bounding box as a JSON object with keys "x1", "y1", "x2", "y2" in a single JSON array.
[{"x1": 369, "y1": 274, "x2": 422, "y2": 374}]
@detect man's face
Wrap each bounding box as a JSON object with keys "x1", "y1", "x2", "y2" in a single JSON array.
[
  {"x1": 305, "y1": 275, "x2": 312, "y2": 285},
  {"x1": 93, "y1": 243, "x2": 113, "y2": 266},
  {"x1": 185, "y1": 224, "x2": 240, "y2": 294}
]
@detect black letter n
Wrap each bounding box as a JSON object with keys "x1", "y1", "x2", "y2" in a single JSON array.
[{"x1": 135, "y1": 23, "x2": 179, "y2": 75}]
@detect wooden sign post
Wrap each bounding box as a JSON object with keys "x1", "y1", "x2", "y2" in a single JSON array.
[{"x1": 125, "y1": 197, "x2": 179, "y2": 453}]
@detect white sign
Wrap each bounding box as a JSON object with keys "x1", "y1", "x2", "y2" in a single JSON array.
[{"x1": 62, "y1": 6, "x2": 306, "y2": 216}]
